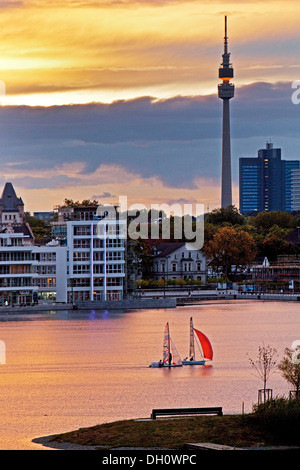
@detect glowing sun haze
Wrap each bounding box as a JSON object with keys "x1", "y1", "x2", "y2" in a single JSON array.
[{"x1": 0, "y1": 0, "x2": 299, "y2": 212}]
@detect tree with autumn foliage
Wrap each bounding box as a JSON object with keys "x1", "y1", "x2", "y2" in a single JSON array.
[{"x1": 203, "y1": 226, "x2": 257, "y2": 280}]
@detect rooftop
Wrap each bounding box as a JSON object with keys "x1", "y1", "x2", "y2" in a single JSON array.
[{"x1": 0, "y1": 183, "x2": 24, "y2": 211}]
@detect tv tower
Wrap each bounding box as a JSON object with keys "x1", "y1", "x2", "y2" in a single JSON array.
[{"x1": 218, "y1": 15, "x2": 234, "y2": 208}]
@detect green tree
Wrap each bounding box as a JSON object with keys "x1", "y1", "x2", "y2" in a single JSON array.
[
  {"x1": 249, "y1": 216, "x2": 298, "y2": 260},
  {"x1": 24, "y1": 213, "x2": 51, "y2": 239},
  {"x1": 62, "y1": 198, "x2": 99, "y2": 207},
  {"x1": 249, "y1": 211, "x2": 294, "y2": 233},
  {"x1": 260, "y1": 233, "x2": 298, "y2": 261},
  {"x1": 133, "y1": 238, "x2": 153, "y2": 277},
  {"x1": 203, "y1": 222, "x2": 218, "y2": 250},
  {"x1": 205, "y1": 205, "x2": 245, "y2": 226}
]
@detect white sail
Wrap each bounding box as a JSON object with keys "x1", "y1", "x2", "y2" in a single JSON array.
[
  {"x1": 170, "y1": 338, "x2": 182, "y2": 366},
  {"x1": 150, "y1": 321, "x2": 183, "y2": 367},
  {"x1": 189, "y1": 317, "x2": 195, "y2": 360},
  {"x1": 183, "y1": 316, "x2": 212, "y2": 366},
  {"x1": 163, "y1": 322, "x2": 170, "y2": 364}
]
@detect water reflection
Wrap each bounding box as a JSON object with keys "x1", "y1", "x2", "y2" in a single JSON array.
[
  {"x1": 0, "y1": 300, "x2": 298, "y2": 449},
  {"x1": 0, "y1": 308, "x2": 129, "y2": 322}
]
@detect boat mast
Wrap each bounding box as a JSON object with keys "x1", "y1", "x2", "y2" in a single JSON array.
[
  {"x1": 168, "y1": 323, "x2": 171, "y2": 364},
  {"x1": 189, "y1": 317, "x2": 195, "y2": 360},
  {"x1": 163, "y1": 322, "x2": 171, "y2": 364}
]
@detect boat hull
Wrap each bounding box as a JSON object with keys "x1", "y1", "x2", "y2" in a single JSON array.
[{"x1": 149, "y1": 361, "x2": 182, "y2": 368}]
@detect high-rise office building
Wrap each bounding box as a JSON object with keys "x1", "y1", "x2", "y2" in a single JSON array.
[
  {"x1": 291, "y1": 169, "x2": 300, "y2": 211},
  {"x1": 239, "y1": 157, "x2": 261, "y2": 214},
  {"x1": 283, "y1": 161, "x2": 300, "y2": 212},
  {"x1": 218, "y1": 16, "x2": 235, "y2": 208},
  {"x1": 239, "y1": 142, "x2": 300, "y2": 214}
]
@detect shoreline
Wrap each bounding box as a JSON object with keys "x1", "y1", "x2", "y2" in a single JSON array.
[
  {"x1": 32, "y1": 435, "x2": 98, "y2": 450},
  {"x1": 0, "y1": 297, "x2": 177, "y2": 314},
  {"x1": 0, "y1": 292, "x2": 298, "y2": 314}
]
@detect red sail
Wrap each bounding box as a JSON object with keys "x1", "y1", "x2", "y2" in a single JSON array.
[{"x1": 194, "y1": 328, "x2": 213, "y2": 360}]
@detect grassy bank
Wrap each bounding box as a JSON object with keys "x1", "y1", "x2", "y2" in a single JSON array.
[{"x1": 48, "y1": 411, "x2": 300, "y2": 450}]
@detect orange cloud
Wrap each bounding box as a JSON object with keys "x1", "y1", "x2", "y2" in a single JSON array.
[{"x1": 0, "y1": 1, "x2": 299, "y2": 105}]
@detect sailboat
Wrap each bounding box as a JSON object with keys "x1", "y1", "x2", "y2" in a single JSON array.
[
  {"x1": 149, "y1": 322, "x2": 183, "y2": 368},
  {"x1": 182, "y1": 317, "x2": 213, "y2": 366}
]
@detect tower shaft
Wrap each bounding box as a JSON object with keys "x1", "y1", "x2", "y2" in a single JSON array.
[
  {"x1": 221, "y1": 99, "x2": 232, "y2": 207},
  {"x1": 218, "y1": 15, "x2": 234, "y2": 208}
]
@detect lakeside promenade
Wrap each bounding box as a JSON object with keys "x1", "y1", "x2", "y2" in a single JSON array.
[
  {"x1": 0, "y1": 289, "x2": 299, "y2": 314},
  {"x1": 140, "y1": 287, "x2": 300, "y2": 303}
]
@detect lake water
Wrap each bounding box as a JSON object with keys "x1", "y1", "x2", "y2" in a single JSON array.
[{"x1": 0, "y1": 300, "x2": 299, "y2": 450}]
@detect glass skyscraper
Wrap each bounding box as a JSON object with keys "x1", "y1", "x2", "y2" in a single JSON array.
[
  {"x1": 239, "y1": 142, "x2": 300, "y2": 215},
  {"x1": 291, "y1": 169, "x2": 300, "y2": 211}
]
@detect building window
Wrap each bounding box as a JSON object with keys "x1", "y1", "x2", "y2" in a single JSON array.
[
  {"x1": 73, "y1": 252, "x2": 90, "y2": 262},
  {"x1": 74, "y1": 226, "x2": 91, "y2": 236}
]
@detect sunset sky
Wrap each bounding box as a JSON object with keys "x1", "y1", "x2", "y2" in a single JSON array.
[{"x1": 1, "y1": 0, "x2": 300, "y2": 213}]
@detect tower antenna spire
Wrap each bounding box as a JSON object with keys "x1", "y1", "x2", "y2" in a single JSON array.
[{"x1": 224, "y1": 15, "x2": 228, "y2": 54}]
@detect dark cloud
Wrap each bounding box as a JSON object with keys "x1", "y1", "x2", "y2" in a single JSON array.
[
  {"x1": 0, "y1": 81, "x2": 299, "y2": 190},
  {"x1": 0, "y1": 174, "x2": 80, "y2": 190},
  {"x1": 91, "y1": 192, "x2": 116, "y2": 199}
]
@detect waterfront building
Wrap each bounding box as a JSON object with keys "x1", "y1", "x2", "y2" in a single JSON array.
[
  {"x1": 0, "y1": 225, "x2": 36, "y2": 305},
  {"x1": 0, "y1": 183, "x2": 36, "y2": 305},
  {"x1": 147, "y1": 242, "x2": 207, "y2": 283},
  {"x1": 51, "y1": 204, "x2": 98, "y2": 239},
  {"x1": 32, "y1": 242, "x2": 67, "y2": 303},
  {"x1": 50, "y1": 202, "x2": 127, "y2": 302},
  {"x1": 0, "y1": 226, "x2": 67, "y2": 306},
  {"x1": 251, "y1": 255, "x2": 300, "y2": 293},
  {"x1": 0, "y1": 183, "x2": 126, "y2": 305},
  {"x1": 239, "y1": 142, "x2": 300, "y2": 214},
  {"x1": 66, "y1": 206, "x2": 126, "y2": 303},
  {"x1": 0, "y1": 214, "x2": 126, "y2": 306}
]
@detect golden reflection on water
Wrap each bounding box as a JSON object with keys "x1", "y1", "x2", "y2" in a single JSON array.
[{"x1": 0, "y1": 301, "x2": 298, "y2": 449}]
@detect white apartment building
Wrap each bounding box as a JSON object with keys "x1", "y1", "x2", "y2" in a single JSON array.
[
  {"x1": 0, "y1": 229, "x2": 67, "y2": 306},
  {"x1": 0, "y1": 218, "x2": 125, "y2": 306},
  {"x1": 32, "y1": 243, "x2": 68, "y2": 303},
  {"x1": 0, "y1": 183, "x2": 126, "y2": 305},
  {"x1": 66, "y1": 216, "x2": 126, "y2": 302},
  {"x1": 0, "y1": 230, "x2": 36, "y2": 306}
]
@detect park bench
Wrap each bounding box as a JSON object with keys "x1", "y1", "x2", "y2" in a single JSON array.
[{"x1": 151, "y1": 407, "x2": 223, "y2": 420}]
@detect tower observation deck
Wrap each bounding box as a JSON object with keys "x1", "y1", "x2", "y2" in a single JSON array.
[{"x1": 218, "y1": 15, "x2": 234, "y2": 208}]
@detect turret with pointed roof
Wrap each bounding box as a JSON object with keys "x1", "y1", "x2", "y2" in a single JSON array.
[{"x1": 0, "y1": 182, "x2": 25, "y2": 227}]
